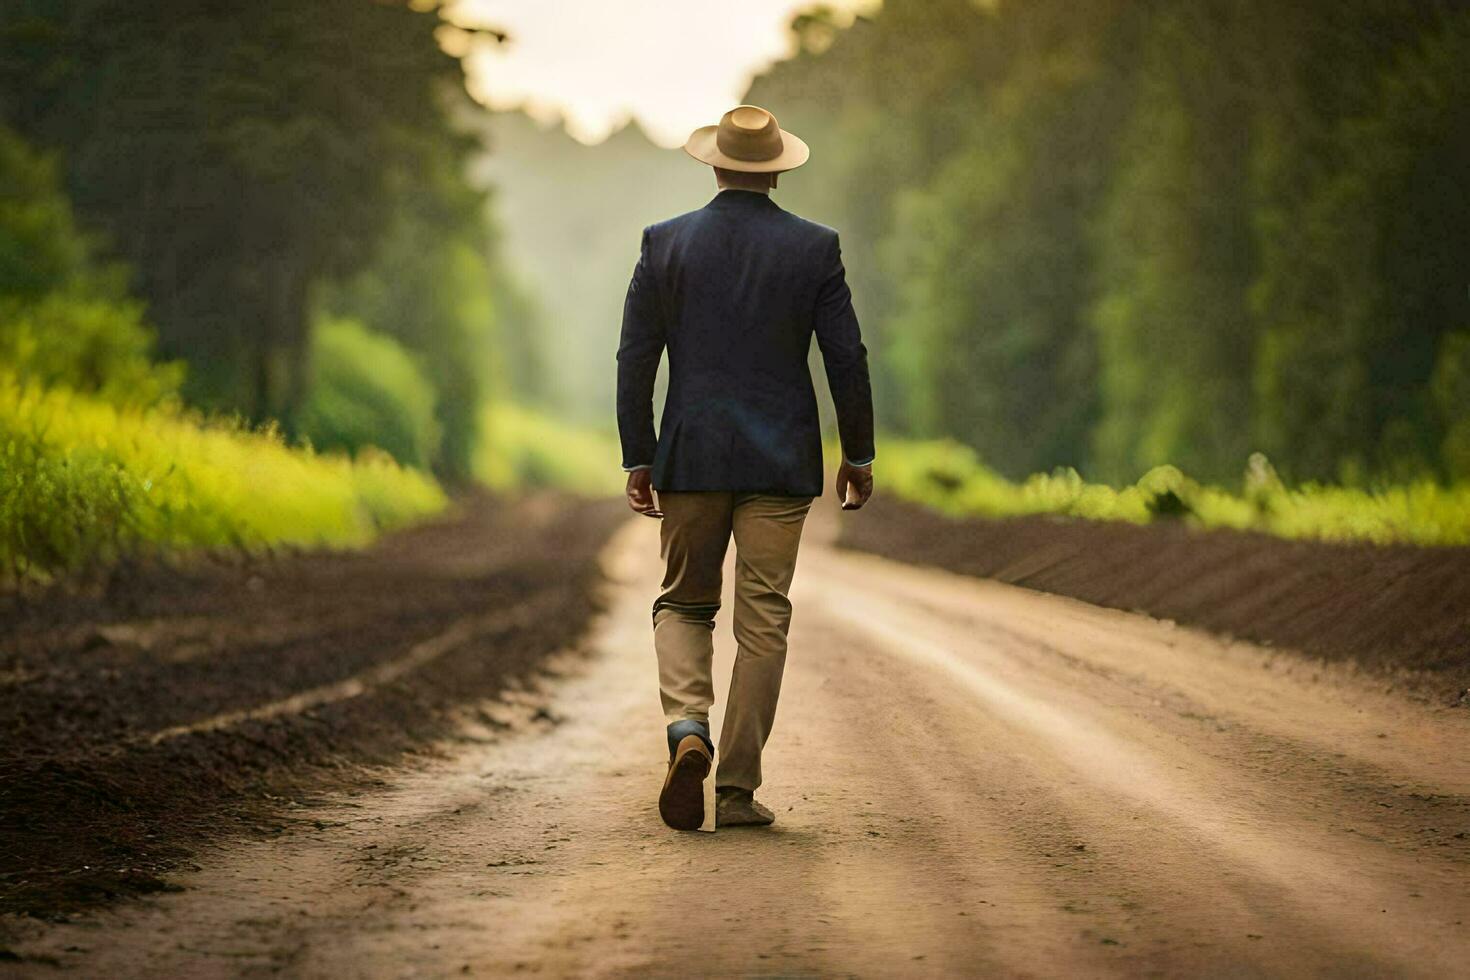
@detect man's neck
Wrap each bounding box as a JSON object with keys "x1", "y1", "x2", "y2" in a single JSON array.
[{"x1": 711, "y1": 174, "x2": 770, "y2": 195}]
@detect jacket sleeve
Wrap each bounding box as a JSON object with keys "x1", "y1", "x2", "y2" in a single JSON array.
[
  {"x1": 814, "y1": 232, "x2": 875, "y2": 466},
  {"x1": 616, "y1": 227, "x2": 665, "y2": 470}
]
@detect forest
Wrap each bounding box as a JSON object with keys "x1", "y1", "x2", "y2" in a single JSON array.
[
  {"x1": 0, "y1": 0, "x2": 524, "y2": 576},
  {"x1": 0, "y1": 0, "x2": 543, "y2": 477},
  {"x1": 750, "y1": 0, "x2": 1470, "y2": 486},
  {"x1": 3, "y1": 0, "x2": 1469, "y2": 580}
]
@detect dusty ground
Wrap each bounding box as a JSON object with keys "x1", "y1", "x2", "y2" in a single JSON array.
[
  {"x1": 0, "y1": 493, "x2": 624, "y2": 916},
  {"x1": 840, "y1": 496, "x2": 1470, "y2": 699},
  {"x1": 4, "y1": 505, "x2": 1467, "y2": 977}
]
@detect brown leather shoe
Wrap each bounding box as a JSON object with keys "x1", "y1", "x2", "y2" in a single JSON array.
[
  {"x1": 716, "y1": 787, "x2": 775, "y2": 827},
  {"x1": 659, "y1": 734, "x2": 712, "y2": 831}
]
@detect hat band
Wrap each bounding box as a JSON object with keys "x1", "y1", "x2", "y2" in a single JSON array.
[{"x1": 717, "y1": 128, "x2": 784, "y2": 162}]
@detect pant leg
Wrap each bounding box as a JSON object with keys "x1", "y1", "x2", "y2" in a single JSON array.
[
  {"x1": 717, "y1": 493, "x2": 814, "y2": 791},
  {"x1": 652, "y1": 492, "x2": 734, "y2": 724}
]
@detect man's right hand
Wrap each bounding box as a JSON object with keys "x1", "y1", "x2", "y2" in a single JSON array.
[
  {"x1": 625, "y1": 468, "x2": 663, "y2": 518},
  {"x1": 835, "y1": 459, "x2": 873, "y2": 511}
]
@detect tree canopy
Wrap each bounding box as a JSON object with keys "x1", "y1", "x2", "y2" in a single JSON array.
[
  {"x1": 0, "y1": 0, "x2": 511, "y2": 477},
  {"x1": 751, "y1": 0, "x2": 1470, "y2": 484}
]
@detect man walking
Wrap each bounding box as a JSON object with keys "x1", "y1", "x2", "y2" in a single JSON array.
[{"x1": 616, "y1": 105, "x2": 875, "y2": 831}]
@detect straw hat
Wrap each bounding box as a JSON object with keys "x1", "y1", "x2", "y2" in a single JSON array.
[{"x1": 683, "y1": 105, "x2": 809, "y2": 173}]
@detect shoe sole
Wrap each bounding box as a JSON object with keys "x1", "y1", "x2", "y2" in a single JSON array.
[{"x1": 659, "y1": 737, "x2": 711, "y2": 831}]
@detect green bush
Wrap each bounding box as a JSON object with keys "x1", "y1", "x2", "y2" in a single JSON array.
[
  {"x1": 1432, "y1": 331, "x2": 1470, "y2": 481},
  {"x1": 0, "y1": 292, "x2": 183, "y2": 406},
  {"x1": 0, "y1": 125, "x2": 90, "y2": 300},
  {"x1": 298, "y1": 317, "x2": 441, "y2": 469},
  {"x1": 874, "y1": 437, "x2": 1470, "y2": 547},
  {"x1": 474, "y1": 402, "x2": 623, "y2": 496},
  {"x1": 0, "y1": 124, "x2": 183, "y2": 406}
]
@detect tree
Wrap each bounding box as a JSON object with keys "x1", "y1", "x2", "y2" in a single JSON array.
[
  {"x1": 1089, "y1": 3, "x2": 1261, "y2": 483},
  {"x1": 0, "y1": 0, "x2": 489, "y2": 424},
  {"x1": 752, "y1": 0, "x2": 1470, "y2": 484},
  {"x1": 317, "y1": 155, "x2": 503, "y2": 479},
  {"x1": 748, "y1": 0, "x2": 1009, "y2": 432},
  {"x1": 881, "y1": 0, "x2": 1130, "y2": 475},
  {"x1": 1254, "y1": 7, "x2": 1470, "y2": 481}
]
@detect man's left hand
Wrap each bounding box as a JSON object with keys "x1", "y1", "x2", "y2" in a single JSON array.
[{"x1": 625, "y1": 468, "x2": 663, "y2": 518}]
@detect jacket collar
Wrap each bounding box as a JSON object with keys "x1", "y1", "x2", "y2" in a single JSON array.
[{"x1": 705, "y1": 188, "x2": 780, "y2": 211}]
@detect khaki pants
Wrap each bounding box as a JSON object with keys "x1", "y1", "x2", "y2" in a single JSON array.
[{"x1": 653, "y1": 492, "x2": 814, "y2": 792}]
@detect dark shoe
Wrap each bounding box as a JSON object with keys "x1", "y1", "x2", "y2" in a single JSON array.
[
  {"x1": 659, "y1": 734, "x2": 712, "y2": 831},
  {"x1": 716, "y1": 787, "x2": 775, "y2": 827}
]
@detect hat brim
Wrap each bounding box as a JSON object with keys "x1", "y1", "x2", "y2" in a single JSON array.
[{"x1": 682, "y1": 125, "x2": 810, "y2": 173}]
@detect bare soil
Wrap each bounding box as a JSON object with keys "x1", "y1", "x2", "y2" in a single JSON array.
[
  {"x1": 2, "y1": 509, "x2": 1467, "y2": 977},
  {"x1": 838, "y1": 495, "x2": 1470, "y2": 699},
  {"x1": 0, "y1": 492, "x2": 624, "y2": 920}
]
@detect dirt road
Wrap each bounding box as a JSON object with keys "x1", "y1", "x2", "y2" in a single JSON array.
[{"x1": 6, "y1": 507, "x2": 1469, "y2": 977}]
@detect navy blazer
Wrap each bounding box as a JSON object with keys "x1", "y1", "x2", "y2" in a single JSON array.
[{"x1": 616, "y1": 189, "x2": 875, "y2": 497}]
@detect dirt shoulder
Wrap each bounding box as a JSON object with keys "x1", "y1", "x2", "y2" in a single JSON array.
[
  {"x1": 837, "y1": 496, "x2": 1470, "y2": 701},
  {"x1": 0, "y1": 492, "x2": 624, "y2": 920}
]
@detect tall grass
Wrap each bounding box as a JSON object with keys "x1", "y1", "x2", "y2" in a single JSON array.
[
  {"x1": 877, "y1": 438, "x2": 1470, "y2": 547},
  {"x1": 0, "y1": 375, "x2": 445, "y2": 581}
]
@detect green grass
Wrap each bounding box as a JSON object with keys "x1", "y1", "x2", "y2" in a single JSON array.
[
  {"x1": 474, "y1": 401, "x2": 624, "y2": 497},
  {"x1": 0, "y1": 374, "x2": 446, "y2": 582},
  {"x1": 876, "y1": 437, "x2": 1470, "y2": 547}
]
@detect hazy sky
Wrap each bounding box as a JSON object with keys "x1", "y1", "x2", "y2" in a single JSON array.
[{"x1": 448, "y1": 0, "x2": 870, "y2": 147}]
